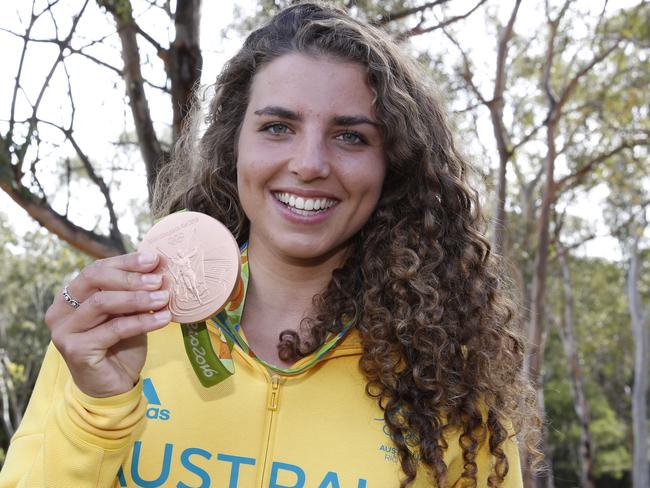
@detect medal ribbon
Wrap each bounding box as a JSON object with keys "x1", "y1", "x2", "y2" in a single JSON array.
[{"x1": 181, "y1": 243, "x2": 355, "y2": 386}]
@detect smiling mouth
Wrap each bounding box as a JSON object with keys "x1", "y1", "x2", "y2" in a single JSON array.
[{"x1": 273, "y1": 192, "x2": 338, "y2": 216}]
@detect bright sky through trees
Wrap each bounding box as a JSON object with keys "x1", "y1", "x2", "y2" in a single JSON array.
[{"x1": 0, "y1": 0, "x2": 641, "y2": 258}]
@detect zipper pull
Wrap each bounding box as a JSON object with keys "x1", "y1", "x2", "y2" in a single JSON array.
[{"x1": 267, "y1": 374, "x2": 281, "y2": 411}]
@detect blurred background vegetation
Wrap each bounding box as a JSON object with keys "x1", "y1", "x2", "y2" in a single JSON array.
[{"x1": 0, "y1": 1, "x2": 648, "y2": 487}]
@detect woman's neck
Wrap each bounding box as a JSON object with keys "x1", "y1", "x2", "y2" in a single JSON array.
[{"x1": 240, "y1": 236, "x2": 346, "y2": 366}]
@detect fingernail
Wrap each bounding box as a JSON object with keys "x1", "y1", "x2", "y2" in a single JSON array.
[
  {"x1": 141, "y1": 274, "x2": 162, "y2": 285},
  {"x1": 138, "y1": 251, "x2": 157, "y2": 266},
  {"x1": 149, "y1": 290, "x2": 169, "y2": 301},
  {"x1": 152, "y1": 309, "x2": 171, "y2": 324}
]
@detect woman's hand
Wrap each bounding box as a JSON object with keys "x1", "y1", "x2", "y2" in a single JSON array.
[{"x1": 44, "y1": 251, "x2": 171, "y2": 398}]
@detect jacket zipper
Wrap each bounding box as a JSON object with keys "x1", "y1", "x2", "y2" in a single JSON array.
[{"x1": 259, "y1": 374, "x2": 281, "y2": 487}]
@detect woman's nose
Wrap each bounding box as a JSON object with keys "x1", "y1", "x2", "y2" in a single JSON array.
[{"x1": 287, "y1": 132, "x2": 331, "y2": 181}]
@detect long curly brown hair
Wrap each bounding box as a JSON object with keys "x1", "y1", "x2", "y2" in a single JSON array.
[{"x1": 153, "y1": 2, "x2": 540, "y2": 486}]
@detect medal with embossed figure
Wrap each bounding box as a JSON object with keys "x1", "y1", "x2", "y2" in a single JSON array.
[{"x1": 138, "y1": 211, "x2": 241, "y2": 324}]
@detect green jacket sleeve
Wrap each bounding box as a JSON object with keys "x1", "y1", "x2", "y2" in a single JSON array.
[{"x1": 0, "y1": 343, "x2": 147, "y2": 488}]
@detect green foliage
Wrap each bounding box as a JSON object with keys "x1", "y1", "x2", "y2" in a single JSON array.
[
  {"x1": 590, "y1": 396, "x2": 630, "y2": 479},
  {"x1": 0, "y1": 214, "x2": 89, "y2": 460},
  {"x1": 544, "y1": 254, "x2": 637, "y2": 485},
  {"x1": 543, "y1": 334, "x2": 580, "y2": 484},
  {"x1": 490, "y1": 5, "x2": 649, "y2": 479}
]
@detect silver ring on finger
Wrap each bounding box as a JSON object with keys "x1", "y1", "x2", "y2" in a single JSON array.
[{"x1": 62, "y1": 285, "x2": 82, "y2": 309}]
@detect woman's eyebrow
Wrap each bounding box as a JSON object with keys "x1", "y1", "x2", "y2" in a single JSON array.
[
  {"x1": 253, "y1": 105, "x2": 378, "y2": 127},
  {"x1": 254, "y1": 105, "x2": 301, "y2": 120},
  {"x1": 332, "y1": 115, "x2": 379, "y2": 127}
]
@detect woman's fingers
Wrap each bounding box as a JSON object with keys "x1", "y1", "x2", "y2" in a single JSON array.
[
  {"x1": 57, "y1": 289, "x2": 170, "y2": 335},
  {"x1": 79, "y1": 309, "x2": 172, "y2": 352},
  {"x1": 41, "y1": 250, "x2": 173, "y2": 397},
  {"x1": 55, "y1": 310, "x2": 170, "y2": 397},
  {"x1": 50, "y1": 289, "x2": 171, "y2": 369},
  {"x1": 45, "y1": 251, "x2": 163, "y2": 329},
  {"x1": 71, "y1": 251, "x2": 161, "y2": 300}
]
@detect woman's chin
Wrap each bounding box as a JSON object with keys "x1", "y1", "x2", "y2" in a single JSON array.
[{"x1": 262, "y1": 236, "x2": 351, "y2": 267}]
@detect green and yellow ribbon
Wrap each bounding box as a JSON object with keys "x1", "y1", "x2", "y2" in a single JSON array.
[{"x1": 182, "y1": 243, "x2": 354, "y2": 387}]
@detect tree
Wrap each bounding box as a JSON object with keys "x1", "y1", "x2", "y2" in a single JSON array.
[
  {"x1": 554, "y1": 219, "x2": 595, "y2": 488},
  {"x1": 604, "y1": 148, "x2": 650, "y2": 488},
  {"x1": 437, "y1": 2, "x2": 649, "y2": 483},
  {"x1": 0, "y1": 0, "x2": 201, "y2": 258},
  {"x1": 0, "y1": 0, "x2": 488, "y2": 259},
  {"x1": 625, "y1": 228, "x2": 650, "y2": 488}
]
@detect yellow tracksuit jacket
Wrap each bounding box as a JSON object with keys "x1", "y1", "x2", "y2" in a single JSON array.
[{"x1": 0, "y1": 321, "x2": 522, "y2": 488}]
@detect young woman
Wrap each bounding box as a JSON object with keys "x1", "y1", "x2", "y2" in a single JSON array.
[{"x1": 0, "y1": 2, "x2": 538, "y2": 487}]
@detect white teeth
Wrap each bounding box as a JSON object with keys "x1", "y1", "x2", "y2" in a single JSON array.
[
  {"x1": 273, "y1": 192, "x2": 337, "y2": 214},
  {"x1": 295, "y1": 197, "x2": 305, "y2": 210}
]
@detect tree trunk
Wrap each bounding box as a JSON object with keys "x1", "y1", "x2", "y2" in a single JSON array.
[
  {"x1": 490, "y1": 0, "x2": 521, "y2": 256},
  {"x1": 0, "y1": 350, "x2": 18, "y2": 438},
  {"x1": 100, "y1": 0, "x2": 203, "y2": 200},
  {"x1": 558, "y1": 247, "x2": 596, "y2": 488},
  {"x1": 627, "y1": 235, "x2": 650, "y2": 488},
  {"x1": 536, "y1": 386, "x2": 556, "y2": 488},
  {"x1": 98, "y1": 0, "x2": 164, "y2": 200},
  {"x1": 522, "y1": 116, "x2": 557, "y2": 488},
  {"x1": 167, "y1": 0, "x2": 203, "y2": 143}
]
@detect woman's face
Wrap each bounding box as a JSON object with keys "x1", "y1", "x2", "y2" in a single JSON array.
[{"x1": 236, "y1": 53, "x2": 386, "y2": 263}]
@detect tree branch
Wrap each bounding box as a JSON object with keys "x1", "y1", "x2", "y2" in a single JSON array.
[
  {"x1": 452, "y1": 101, "x2": 484, "y2": 114},
  {"x1": 493, "y1": 0, "x2": 521, "y2": 113},
  {"x1": 8, "y1": 2, "x2": 38, "y2": 146},
  {"x1": 555, "y1": 138, "x2": 649, "y2": 196},
  {"x1": 18, "y1": 1, "x2": 91, "y2": 173},
  {"x1": 542, "y1": 0, "x2": 572, "y2": 115},
  {"x1": 397, "y1": 0, "x2": 487, "y2": 41},
  {"x1": 555, "y1": 41, "x2": 621, "y2": 113},
  {"x1": 373, "y1": 0, "x2": 452, "y2": 26},
  {"x1": 133, "y1": 22, "x2": 165, "y2": 54},
  {"x1": 486, "y1": 0, "x2": 522, "y2": 255},
  {"x1": 0, "y1": 170, "x2": 125, "y2": 257},
  {"x1": 0, "y1": 27, "x2": 169, "y2": 93},
  {"x1": 511, "y1": 122, "x2": 545, "y2": 153},
  {"x1": 65, "y1": 130, "x2": 124, "y2": 248},
  {"x1": 97, "y1": 0, "x2": 164, "y2": 199},
  {"x1": 440, "y1": 28, "x2": 486, "y2": 103},
  {"x1": 592, "y1": 0, "x2": 610, "y2": 50}
]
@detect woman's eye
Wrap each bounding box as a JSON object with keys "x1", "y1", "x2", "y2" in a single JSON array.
[
  {"x1": 336, "y1": 131, "x2": 366, "y2": 145},
  {"x1": 263, "y1": 123, "x2": 291, "y2": 135}
]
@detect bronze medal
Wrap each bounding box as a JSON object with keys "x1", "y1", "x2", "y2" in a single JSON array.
[{"x1": 139, "y1": 211, "x2": 240, "y2": 323}]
